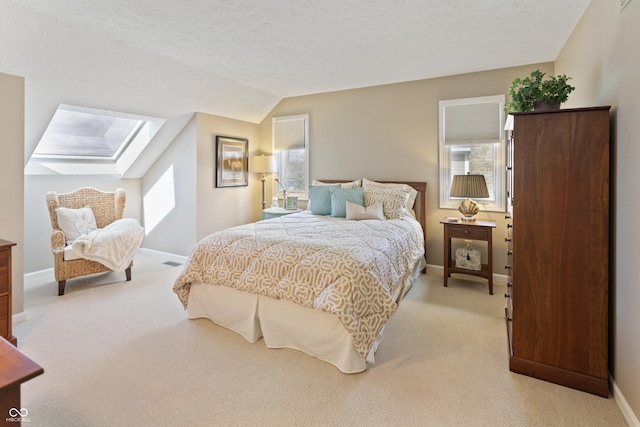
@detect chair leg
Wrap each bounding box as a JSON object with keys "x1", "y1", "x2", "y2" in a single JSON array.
[
  {"x1": 125, "y1": 267, "x2": 131, "y2": 281},
  {"x1": 58, "y1": 280, "x2": 66, "y2": 296}
]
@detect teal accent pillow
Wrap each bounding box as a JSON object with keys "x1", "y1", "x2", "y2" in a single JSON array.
[
  {"x1": 330, "y1": 187, "x2": 365, "y2": 218},
  {"x1": 308, "y1": 185, "x2": 339, "y2": 215}
]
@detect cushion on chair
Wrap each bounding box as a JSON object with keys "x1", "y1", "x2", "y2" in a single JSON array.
[{"x1": 55, "y1": 205, "x2": 98, "y2": 243}]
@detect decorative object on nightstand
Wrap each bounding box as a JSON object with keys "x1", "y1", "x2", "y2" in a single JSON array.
[
  {"x1": 455, "y1": 240, "x2": 481, "y2": 271},
  {"x1": 450, "y1": 174, "x2": 489, "y2": 221},
  {"x1": 285, "y1": 196, "x2": 298, "y2": 210},
  {"x1": 250, "y1": 154, "x2": 277, "y2": 210},
  {"x1": 274, "y1": 177, "x2": 287, "y2": 208}
]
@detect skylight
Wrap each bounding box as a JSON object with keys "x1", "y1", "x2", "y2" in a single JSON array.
[
  {"x1": 32, "y1": 105, "x2": 144, "y2": 160},
  {"x1": 26, "y1": 104, "x2": 166, "y2": 177}
]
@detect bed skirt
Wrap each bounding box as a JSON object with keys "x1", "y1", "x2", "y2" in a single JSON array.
[{"x1": 185, "y1": 256, "x2": 425, "y2": 373}]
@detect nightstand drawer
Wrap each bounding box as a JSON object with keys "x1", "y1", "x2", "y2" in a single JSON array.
[{"x1": 446, "y1": 226, "x2": 489, "y2": 240}]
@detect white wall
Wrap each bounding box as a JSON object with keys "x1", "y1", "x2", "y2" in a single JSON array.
[
  {"x1": 141, "y1": 115, "x2": 198, "y2": 256},
  {"x1": 0, "y1": 72, "x2": 25, "y2": 316},
  {"x1": 556, "y1": 0, "x2": 640, "y2": 422}
]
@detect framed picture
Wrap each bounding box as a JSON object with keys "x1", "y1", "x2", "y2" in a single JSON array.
[
  {"x1": 215, "y1": 136, "x2": 248, "y2": 188},
  {"x1": 286, "y1": 196, "x2": 298, "y2": 210}
]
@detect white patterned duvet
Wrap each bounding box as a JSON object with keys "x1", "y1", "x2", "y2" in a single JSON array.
[{"x1": 173, "y1": 211, "x2": 425, "y2": 367}]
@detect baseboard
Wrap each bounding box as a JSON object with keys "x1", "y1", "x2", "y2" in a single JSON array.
[
  {"x1": 12, "y1": 311, "x2": 27, "y2": 326},
  {"x1": 138, "y1": 247, "x2": 188, "y2": 264},
  {"x1": 24, "y1": 267, "x2": 54, "y2": 283},
  {"x1": 426, "y1": 264, "x2": 508, "y2": 284},
  {"x1": 611, "y1": 373, "x2": 640, "y2": 427}
]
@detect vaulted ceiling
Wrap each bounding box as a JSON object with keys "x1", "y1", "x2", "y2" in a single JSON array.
[{"x1": 0, "y1": 0, "x2": 591, "y2": 175}]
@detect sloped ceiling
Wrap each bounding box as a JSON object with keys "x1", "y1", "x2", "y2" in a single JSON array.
[{"x1": 0, "y1": 0, "x2": 590, "y2": 175}]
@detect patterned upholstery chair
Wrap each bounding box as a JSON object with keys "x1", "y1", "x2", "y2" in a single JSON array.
[{"x1": 46, "y1": 187, "x2": 133, "y2": 296}]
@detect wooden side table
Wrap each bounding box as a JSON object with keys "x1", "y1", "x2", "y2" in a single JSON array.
[{"x1": 440, "y1": 218, "x2": 496, "y2": 294}]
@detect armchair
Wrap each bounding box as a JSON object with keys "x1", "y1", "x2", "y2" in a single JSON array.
[{"x1": 46, "y1": 187, "x2": 133, "y2": 295}]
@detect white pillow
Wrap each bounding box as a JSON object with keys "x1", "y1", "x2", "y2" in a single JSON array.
[
  {"x1": 55, "y1": 206, "x2": 98, "y2": 243},
  {"x1": 363, "y1": 185, "x2": 411, "y2": 220},
  {"x1": 362, "y1": 178, "x2": 418, "y2": 217},
  {"x1": 312, "y1": 179, "x2": 362, "y2": 188},
  {"x1": 345, "y1": 201, "x2": 385, "y2": 220}
]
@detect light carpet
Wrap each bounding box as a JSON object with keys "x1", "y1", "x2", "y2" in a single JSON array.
[{"x1": 14, "y1": 251, "x2": 628, "y2": 426}]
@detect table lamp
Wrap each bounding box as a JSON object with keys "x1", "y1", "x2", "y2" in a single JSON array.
[
  {"x1": 250, "y1": 155, "x2": 277, "y2": 209},
  {"x1": 450, "y1": 174, "x2": 489, "y2": 221}
]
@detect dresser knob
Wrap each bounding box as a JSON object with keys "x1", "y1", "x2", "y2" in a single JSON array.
[
  {"x1": 505, "y1": 215, "x2": 511, "y2": 220},
  {"x1": 505, "y1": 237, "x2": 512, "y2": 242},
  {"x1": 507, "y1": 250, "x2": 513, "y2": 255},
  {"x1": 505, "y1": 264, "x2": 512, "y2": 270},
  {"x1": 506, "y1": 224, "x2": 513, "y2": 229},
  {"x1": 504, "y1": 293, "x2": 511, "y2": 299},
  {"x1": 507, "y1": 282, "x2": 513, "y2": 287}
]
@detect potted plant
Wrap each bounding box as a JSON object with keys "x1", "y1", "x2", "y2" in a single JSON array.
[{"x1": 506, "y1": 69, "x2": 575, "y2": 112}]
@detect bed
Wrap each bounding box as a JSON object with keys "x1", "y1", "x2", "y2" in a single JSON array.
[{"x1": 173, "y1": 179, "x2": 427, "y2": 373}]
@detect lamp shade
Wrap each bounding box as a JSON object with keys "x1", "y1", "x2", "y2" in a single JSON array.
[
  {"x1": 250, "y1": 155, "x2": 276, "y2": 174},
  {"x1": 450, "y1": 174, "x2": 489, "y2": 198}
]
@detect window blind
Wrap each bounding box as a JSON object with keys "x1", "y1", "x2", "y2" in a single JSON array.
[
  {"x1": 274, "y1": 118, "x2": 306, "y2": 150},
  {"x1": 441, "y1": 100, "x2": 503, "y2": 145}
]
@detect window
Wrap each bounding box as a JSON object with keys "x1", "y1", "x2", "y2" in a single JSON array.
[
  {"x1": 32, "y1": 104, "x2": 144, "y2": 160},
  {"x1": 272, "y1": 114, "x2": 309, "y2": 199},
  {"x1": 26, "y1": 104, "x2": 165, "y2": 176},
  {"x1": 439, "y1": 95, "x2": 506, "y2": 212}
]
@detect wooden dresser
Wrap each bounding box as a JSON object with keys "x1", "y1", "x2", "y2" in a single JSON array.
[
  {"x1": 505, "y1": 106, "x2": 610, "y2": 397},
  {"x1": 0, "y1": 239, "x2": 17, "y2": 346}
]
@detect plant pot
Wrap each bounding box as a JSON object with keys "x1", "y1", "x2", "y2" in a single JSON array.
[{"x1": 533, "y1": 101, "x2": 561, "y2": 111}]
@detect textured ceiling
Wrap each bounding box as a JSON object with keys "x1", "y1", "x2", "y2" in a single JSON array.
[{"x1": 0, "y1": 0, "x2": 591, "y2": 172}]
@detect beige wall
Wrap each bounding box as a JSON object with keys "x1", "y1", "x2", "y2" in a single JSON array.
[
  {"x1": 259, "y1": 63, "x2": 554, "y2": 271},
  {"x1": 556, "y1": 0, "x2": 640, "y2": 422},
  {"x1": 195, "y1": 112, "x2": 262, "y2": 241},
  {"x1": 0, "y1": 72, "x2": 25, "y2": 316}
]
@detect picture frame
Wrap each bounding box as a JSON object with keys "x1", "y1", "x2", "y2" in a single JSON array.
[
  {"x1": 286, "y1": 196, "x2": 298, "y2": 210},
  {"x1": 215, "y1": 136, "x2": 248, "y2": 188}
]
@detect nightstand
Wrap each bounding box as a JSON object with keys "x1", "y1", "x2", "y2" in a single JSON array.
[
  {"x1": 262, "y1": 207, "x2": 303, "y2": 220},
  {"x1": 440, "y1": 218, "x2": 496, "y2": 294}
]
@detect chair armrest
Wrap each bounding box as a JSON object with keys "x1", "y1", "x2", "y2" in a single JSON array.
[{"x1": 51, "y1": 230, "x2": 66, "y2": 252}]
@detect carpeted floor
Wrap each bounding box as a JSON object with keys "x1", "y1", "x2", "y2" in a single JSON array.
[{"x1": 14, "y1": 250, "x2": 628, "y2": 426}]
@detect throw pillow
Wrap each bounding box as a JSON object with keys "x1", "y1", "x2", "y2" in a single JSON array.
[
  {"x1": 345, "y1": 201, "x2": 385, "y2": 220},
  {"x1": 330, "y1": 187, "x2": 365, "y2": 218},
  {"x1": 308, "y1": 185, "x2": 339, "y2": 215},
  {"x1": 55, "y1": 205, "x2": 98, "y2": 243}
]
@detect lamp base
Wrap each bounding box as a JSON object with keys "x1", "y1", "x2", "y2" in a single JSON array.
[{"x1": 458, "y1": 198, "x2": 480, "y2": 221}]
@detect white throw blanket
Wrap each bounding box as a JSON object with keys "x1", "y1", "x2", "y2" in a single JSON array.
[{"x1": 72, "y1": 218, "x2": 144, "y2": 272}]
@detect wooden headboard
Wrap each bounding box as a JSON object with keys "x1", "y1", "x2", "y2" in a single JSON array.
[{"x1": 320, "y1": 180, "x2": 427, "y2": 247}]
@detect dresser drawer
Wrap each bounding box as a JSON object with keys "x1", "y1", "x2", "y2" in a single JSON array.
[
  {"x1": 0, "y1": 315, "x2": 7, "y2": 339},
  {"x1": 0, "y1": 266, "x2": 8, "y2": 294},
  {"x1": 446, "y1": 225, "x2": 489, "y2": 240}
]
